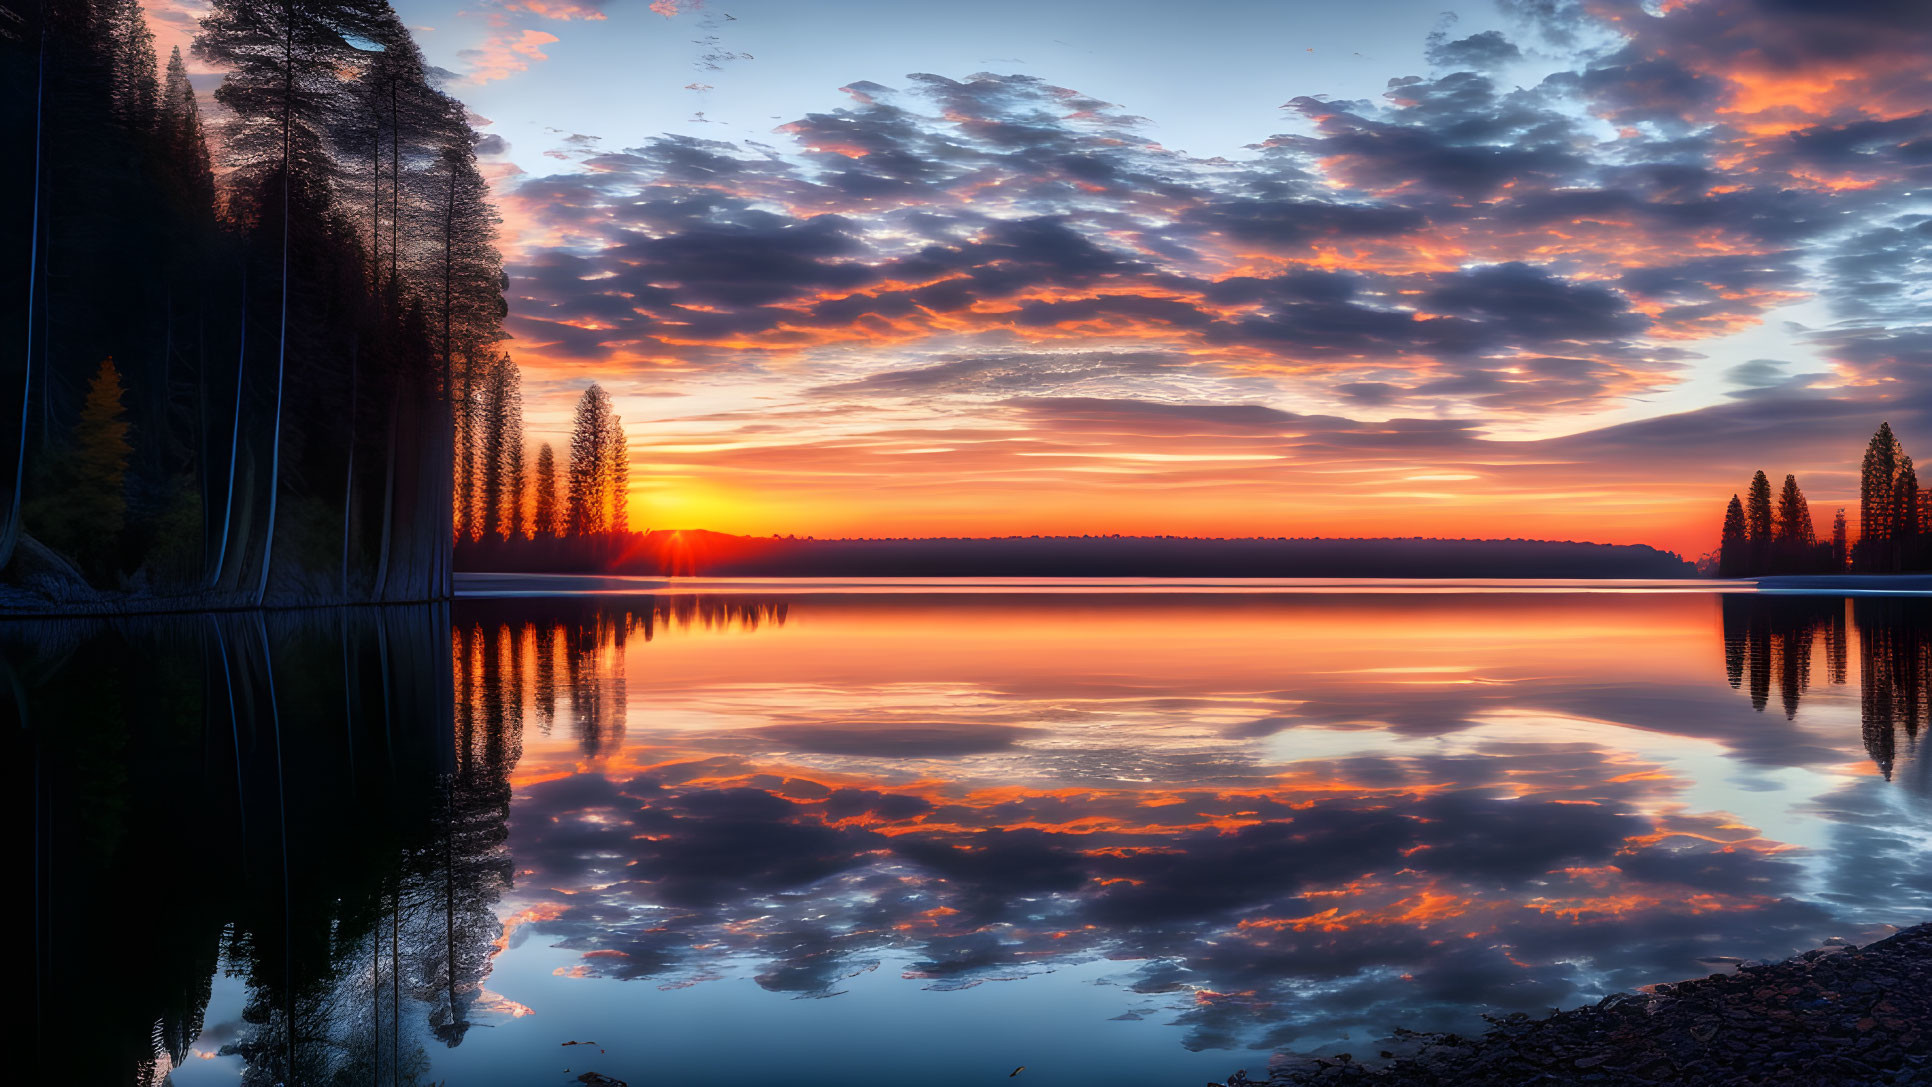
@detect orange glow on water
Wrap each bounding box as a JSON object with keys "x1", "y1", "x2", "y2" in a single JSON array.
[{"x1": 442, "y1": 587, "x2": 1926, "y2": 1055}]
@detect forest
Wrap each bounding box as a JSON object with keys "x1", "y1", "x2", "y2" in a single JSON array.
[
  {"x1": 1, "y1": 0, "x2": 506, "y2": 608},
  {"x1": 1715, "y1": 422, "x2": 1932, "y2": 577}
]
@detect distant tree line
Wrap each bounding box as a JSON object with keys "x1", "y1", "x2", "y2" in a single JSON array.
[
  {"x1": 1715, "y1": 422, "x2": 1930, "y2": 577},
  {"x1": 2, "y1": 0, "x2": 507, "y2": 605},
  {"x1": 460, "y1": 529, "x2": 1697, "y2": 578}
]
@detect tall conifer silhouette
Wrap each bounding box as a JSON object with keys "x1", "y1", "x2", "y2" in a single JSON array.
[
  {"x1": 1858, "y1": 422, "x2": 1904, "y2": 571},
  {"x1": 1744, "y1": 470, "x2": 1773, "y2": 572},
  {"x1": 532, "y1": 443, "x2": 559, "y2": 539},
  {"x1": 1718, "y1": 495, "x2": 1747, "y2": 577}
]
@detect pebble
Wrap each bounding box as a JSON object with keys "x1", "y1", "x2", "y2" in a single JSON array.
[{"x1": 1217, "y1": 925, "x2": 1932, "y2": 1087}]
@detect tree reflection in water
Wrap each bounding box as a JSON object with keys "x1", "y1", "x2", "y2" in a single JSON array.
[
  {"x1": 10, "y1": 596, "x2": 788, "y2": 1085},
  {"x1": 10, "y1": 591, "x2": 1929, "y2": 1083},
  {"x1": 13, "y1": 607, "x2": 507, "y2": 1086},
  {"x1": 1721, "y1": 594, "x2": 1929, "y2": 782}
]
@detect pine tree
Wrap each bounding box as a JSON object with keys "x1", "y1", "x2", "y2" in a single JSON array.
[
  {"x1": 429, "y1": 136, "x2": 503, "y2": 553},
  {"x1": 196, "y1": 0, "x2": 384, "y2": 182},
  {"x1": 1921, "y1": 486, "x2": 1932, "y2": 571},
  {"x1": 1744, "y1": 470, "x2": 1773, "y2": 573},
  {"x1": 1718, "y1": 494, "x2": 1747, "y2": 578},
  {"x1": 1831, "y1": 509, "x2": 1849, "y2": 571},
  {"x1": 532, "y1": 442, "x2": 558, "y2": 539},
  {"x1": 35, "y1": 359, "x2": 137, "y2": 574},
  {"x1": 1895, "y1": 456, "x2": 1920, "y2": 568},
  {"x1": 504, "y1": 375, "x2": 524, "y2": 540},
  {"x1": 104, "y1": 0, "x2": 159, "y2": 130},
  {"x1": 1858, "y1": 422, "x2": 1903, "y2": 571},
  {"x1": 1774, "y1": 475, "x2": 1813, "y2": 546},
  {"x1": 455, "y1": 363, "x2": 477, "y2": 543},
  {"x1": 566, "y1": 385, "x2": 613, "y2": 536},
  {"x1": 333, "y1": 7, "x2": 440, "y2": 292},
  {"x1": 1772, "y1": 473, "x2": 1814, "y2": 572},
  {"x1": 478, "y1": 354, "x2": 506, "y2": 540},
  {"x1": 606, "y1": 417, "x2": 628, "y2": 536},
  {"x1": 75, "y1": 359, "x2": 133, "y2": 538},
  {"x1": 505, "y1": 440, "x2": 526, "y2": 540},
  {"x1": 159, "y1": 47, "x2": 216, "y2": 216},
  {"x1": 475, "y1": 353, "x2": 525, "y2": 540}
]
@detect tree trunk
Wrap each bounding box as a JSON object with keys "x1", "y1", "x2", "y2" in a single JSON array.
[
  {"x1": 254, "y1": 10, "x2": 295, "y2": 605},
  {"x1": 341, "y1": 336, "x2": 358, "y2": 597},
  {"x1": 197, "y1": 304, "x2": 210, "y2": 574},
  {"x1": 210, "y1": 274, "x2": 247, "y2": 591},
  {"x1": 389, "y1": 78, "x2": 400, "y2": 289},
  {"x1": 212, "y1": 616, "x2": 248, "y2": 839},
  {"x1": 370, "y1": 126, "x2": 381, "y2": 289},
  {"x1": 373, "y1": 385, "x2": 398, "y2": 598},
  {"x1": 443, "y1": 166, "x2": 458, "y2": 558},
  {"x1": 2, "y1": 20, "x2": 47, "y2": 571}
]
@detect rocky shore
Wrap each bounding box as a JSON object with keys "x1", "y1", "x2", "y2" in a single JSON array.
[{"x1": 1227, "y1": 925, "x2": 1930, "y2": 1087}]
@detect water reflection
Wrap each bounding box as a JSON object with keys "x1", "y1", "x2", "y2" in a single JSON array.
[
  {"x1": 1720, "y1": 595, "x2": 1848, "y2": 718},
  {"x1": 11, "y1": 591, "x2": 1931, "y2": 1086},
  {"x1": 463, "y1": 596, "x2": 789, "y2": 757},
  {"x1": 13, "y1": 607, "x2": 510, "y2": 1086},
  {"x1": 1721, "y1": 595, "x2": 1928, "y2": 783},
  {"x1": 461, "y1": 592, "x2": 1931, "y2": 1072}
]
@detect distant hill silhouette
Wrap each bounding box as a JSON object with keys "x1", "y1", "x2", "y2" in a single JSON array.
[{"x1": 458, "y1": 531, "x2": 1696, "y2": 579}]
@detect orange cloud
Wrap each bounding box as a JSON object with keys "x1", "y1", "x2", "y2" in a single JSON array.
[
  {"x1": 462, "y1": 23, "x2": 561, "y2": 84},
  {"x1": 498, "y1": 0, "x2": 608, "y2": 19}
]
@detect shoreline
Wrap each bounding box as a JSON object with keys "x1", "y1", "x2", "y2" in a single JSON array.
[
  {"x1": 450, "y1": 571, "x2": 1932, "y2": 598},
  {"x1": 7, "y1": 573, "x2": 1927, "y2": 617},
  {"x1": 1230, "y1": 925, "x2": 1930, "y2": 1086},
  {"x1": 1751, "y1": 574, "x2": 1932, "y2": 594}
]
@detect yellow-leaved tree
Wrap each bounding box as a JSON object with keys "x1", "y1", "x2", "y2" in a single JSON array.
[{"x1": 30, "y1": 359, "x2": 132, "y2": 577}]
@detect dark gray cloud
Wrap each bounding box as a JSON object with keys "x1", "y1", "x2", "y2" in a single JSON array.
[
  {"x1": 807, "y1": 351, "x2": 1189, "y2": 398},
  {"x1": 1426, "y1": 30, "x2": 1524, "y2": 72}
]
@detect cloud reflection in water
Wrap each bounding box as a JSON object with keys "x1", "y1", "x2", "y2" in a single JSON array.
[{"x1": 459, "y1": 592, "x2": 1930, "y2": 1055}]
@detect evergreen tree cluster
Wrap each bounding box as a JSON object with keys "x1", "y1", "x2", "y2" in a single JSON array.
[
  {"x1": 455, "y1": 380, "x2": 634, "y2": 568},
  {"x1": 2, "y1": 0, "x2": 508, "y2": 604},
  {"x1": 1855, "y1": 422, "x2": 1929, "y2": 574},
  {"x1": 1716, "y1": 470, "x2": 1834, "y2": 577},
  {"x1": 1714, "y1": 423, "x2": 1931, "y2": 577}
]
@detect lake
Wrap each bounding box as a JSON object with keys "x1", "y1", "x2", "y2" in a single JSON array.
[{"x1": 13, "y1": 584, "x2": 1930, "y2": 1086}]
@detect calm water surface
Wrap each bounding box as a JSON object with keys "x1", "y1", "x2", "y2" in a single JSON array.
[{"x1": 14, "y1": 586, "x2": 1931, "y2": 1086}]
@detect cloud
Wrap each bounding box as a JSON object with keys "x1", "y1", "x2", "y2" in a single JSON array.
[
  {"x1": 1723, "y1": 358, "x2": 1790, "y2": 390},
  {"x1": 496, "y1": 67, "x2": 1706, "y2": 410},
  {"x1": 499, "y1": 0, "x2": 609, "y2": 19},
  {"x1": 806, "y1": 351, "x2": 1193, "y2": 398},
  {"x1": 483, "y1": 3, "x2": 1932, "y2": 549},
  {"x1": 459, "y1": 24, "x2": 560, "y2": 85},
  {"x1": 1426, "y1": 30, "x2": 1524, "y2": 72}
]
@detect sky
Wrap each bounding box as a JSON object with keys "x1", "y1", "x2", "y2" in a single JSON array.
[{"x1": 157, "y1": 0, "x2": 1932, "y2": 555}]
